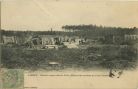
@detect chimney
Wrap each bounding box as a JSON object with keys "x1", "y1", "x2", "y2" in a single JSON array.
[
  {"x1": 0, "y1": 2, "x2": 2, "y2": 87},
  {"x1": 0, "y1": 1, "x2": 1, "y2": 43}
]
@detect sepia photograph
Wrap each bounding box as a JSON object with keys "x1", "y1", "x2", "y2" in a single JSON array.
[{"x1": 0, "y1": 0, "x2": 138, "y2": 89}]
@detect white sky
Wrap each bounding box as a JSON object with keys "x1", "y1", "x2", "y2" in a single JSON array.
[{"x1": 1, "y1": 0, "x2": 138, "y2": 31}]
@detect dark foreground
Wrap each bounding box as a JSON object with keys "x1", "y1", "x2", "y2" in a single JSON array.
[{"x1": 1, "y1": 45, "x2": 138, "y2": 70}]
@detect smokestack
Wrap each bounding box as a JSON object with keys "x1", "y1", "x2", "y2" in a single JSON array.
[
  {"x1": 0, "y1": 2, "x2": 2, "y2": 89},
  {"x1": 0, "y1": 1, "x2": 1, "y2": 43}
]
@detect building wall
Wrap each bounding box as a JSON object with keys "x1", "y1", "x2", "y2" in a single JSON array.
[
  {"x1": 125, "y1": 35, "x2": 138, "y2": 40},
  {"x1": 3, "y1": 36, "x2": 16, "y2": 44}
]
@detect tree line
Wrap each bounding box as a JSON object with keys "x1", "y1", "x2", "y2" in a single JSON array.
[{"x1": 1, "y1": 24, "x2": 138, "y2": 38}]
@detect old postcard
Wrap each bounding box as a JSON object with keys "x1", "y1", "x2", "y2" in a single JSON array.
[{"x1": 0, "y1": 0, "x2": 138, "y2": 89}]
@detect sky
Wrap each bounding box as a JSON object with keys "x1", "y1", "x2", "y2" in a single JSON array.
[{"x1": 1, "y1": 0, "x2": 138, "y2": 31}]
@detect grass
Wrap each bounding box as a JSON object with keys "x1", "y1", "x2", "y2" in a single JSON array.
[{"x1": 1, "y1": 45, "x2": 138, "y2": 70}]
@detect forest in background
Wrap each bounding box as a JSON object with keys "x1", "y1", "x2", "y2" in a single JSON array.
[
  {"x1": 1, "y1": 24, "x2": 138, "y2": 70},
  {"x1": 1, "y1": 24, "x2": 138, "y2": 37}
]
